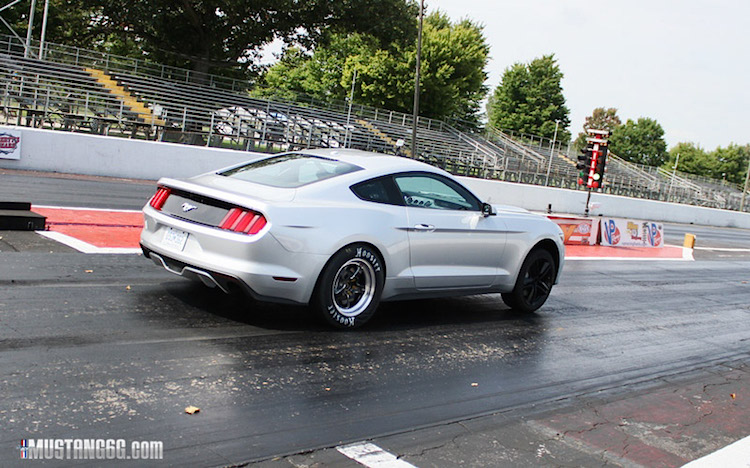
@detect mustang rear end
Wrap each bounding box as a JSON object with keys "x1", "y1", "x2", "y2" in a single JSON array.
[{"x1": 140, "y1": 179, "x2": 325, "y2": 305}]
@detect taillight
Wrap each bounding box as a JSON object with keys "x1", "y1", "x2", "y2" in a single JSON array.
[
  {"x1": 218, "y1": 207, "x2": 267, "y2": 235},
  {"x1": 149, "y1": 187, "x2": 171, "y2": 210}
]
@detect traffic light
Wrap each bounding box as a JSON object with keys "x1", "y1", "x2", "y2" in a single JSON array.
[
  {"x1": 576, "y1": 144, "x2": 593, "y2": 186},
  {"x1": 577, "y1": 130, "x2": 610, "y2": 189},
  {"x1": 593, "y1": 145, "x2": 608, "y2": 187}
]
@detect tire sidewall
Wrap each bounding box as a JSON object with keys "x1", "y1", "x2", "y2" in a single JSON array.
[
  {"x1": 507, "y1": 248, "x2": 555, "y2": 313},
  {"x1": 315, "y1": 244, "x2": 384, "y2": 328}
]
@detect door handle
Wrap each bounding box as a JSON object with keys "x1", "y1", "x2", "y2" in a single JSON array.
[{"x1": 413, "y1": 224, "x2": 435, "y2": 232}]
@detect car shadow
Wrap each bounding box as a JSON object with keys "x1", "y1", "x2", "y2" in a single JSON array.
[{"x1": 158, "y1": 280, "x2": 544, "y2": 333}]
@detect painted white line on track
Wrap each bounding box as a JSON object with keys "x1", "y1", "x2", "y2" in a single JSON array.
[
  {"x1": 693, "y1": 246, "x2": 750, "y2": 252},
  {"x1": 37, "y1": 231, "x2": 141, "y2": 254},
  {"x1": 337, "y1": 442, "x2": 417, "y2": 468},
  {"x1": 565, "y1": 256, "x2": 693, "y2": 261},
  {"x1": 33, "y1": 204, "x2": 143, "y2": 213},
  {"x1": 682, "y1": 433, "x2": 750, "y2": 468}
]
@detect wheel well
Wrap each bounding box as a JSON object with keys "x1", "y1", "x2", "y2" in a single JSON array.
[
  {"x1": 532, "y1": 239, "x2": 561, "y2": 275},
  {"x1": 313, "y1": 242, "x2": 387, "y2": 294}
]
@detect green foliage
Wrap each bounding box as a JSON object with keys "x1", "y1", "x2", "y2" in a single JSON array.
[
  {"x1": 573, "y1": 107, "x2": 622, "y2": 150},
  {"x1": 663, "y1": 142, "x2": 750, "y2": 184},
  {"x1": 664, "y1": 142, "x2": 713, "y2": 176},
  {"x1": 0, "y1": 0, "x2": 101, "y2": 50},
  {"x1": 609, "y1": 117, "x2": 667, "y2": 166},
  {"x1": 77, "y1": 0, "x2": 418, "y2": 76},
  {"x1": 713, "y1": 144, "x2": 750, "y2": 184},
  {"x1": 487, "y1": 54, "x2": 571, "y2": 142},
  {"x1": 259, "y1": 11, "x2": 490, "y2": 124}
]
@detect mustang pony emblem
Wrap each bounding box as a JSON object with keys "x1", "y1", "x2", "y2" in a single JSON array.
[{"x1": 181, "y1": 202, "x2": 198, "y2": 212}]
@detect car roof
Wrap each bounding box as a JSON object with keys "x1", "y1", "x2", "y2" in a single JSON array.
[{"x1": 294, "y1": 148, "x2": 444, "y2": 176}]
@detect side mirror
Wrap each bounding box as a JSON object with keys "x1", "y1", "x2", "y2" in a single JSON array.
[{"x1": 481, "y1": 202, "x2": 496, "y2": 217}]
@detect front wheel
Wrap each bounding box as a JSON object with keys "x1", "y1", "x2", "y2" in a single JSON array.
[
  {"x1": 502, "y1": 249, "x2": 556, "y2": 313},
  {"x1": 313, "y1": 244, "x2": 384, "y2": 329}
]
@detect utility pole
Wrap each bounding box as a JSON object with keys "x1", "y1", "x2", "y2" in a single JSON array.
[
  {"x1": 410, "y1": 0, "x2": 424, "y2": 159},
  {"x1": 741, "y1": 152, "x2": 750, "y2": 212},
  {"x1": 23, "y1": 0, "x2": 36, "y2": 57},
  {"x1": 544, "y1": 119, "x2": 560, "y2": 186},
  {"x1": 37, "y1": 0, "x2": 48, "y2": 59},
  {"x1": 667, "y1": 153, "x2": 680, "y2": 202},
  {"x1": 344, "y1": 69, "x2": 357, "y2": 148}
]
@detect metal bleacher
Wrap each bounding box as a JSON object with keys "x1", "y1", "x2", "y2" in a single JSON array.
[{"x1": 0, "y1": 34, "x2": 746, "y2": 212}]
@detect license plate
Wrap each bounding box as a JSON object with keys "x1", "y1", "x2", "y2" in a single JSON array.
[{"x1": 162, "y1": 227, "x2": 188, "y2": 251}]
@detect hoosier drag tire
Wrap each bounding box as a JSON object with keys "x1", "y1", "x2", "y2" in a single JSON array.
[{"x1": 314, "y1": 244, "x2": 385, "y2": 329}]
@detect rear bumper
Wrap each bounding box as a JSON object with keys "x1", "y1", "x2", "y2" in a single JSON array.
[{"x1": 140, "y1": 205, "x2": 328, "y2": 304}]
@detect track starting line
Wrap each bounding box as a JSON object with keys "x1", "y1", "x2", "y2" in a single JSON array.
[{"x1": 31, "y1": 206, "x2": 692, "y2": 260}]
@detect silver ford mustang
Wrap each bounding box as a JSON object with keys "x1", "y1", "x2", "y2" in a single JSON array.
[{"x1": 140, "y1": 149, "x2": 565, "y2": 328}]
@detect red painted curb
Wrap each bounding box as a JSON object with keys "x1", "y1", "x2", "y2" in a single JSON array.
[
  {"x1": 31, "y1": 207, "x2": 690, "y2": 260},
  {"x1": 33, "y1": 207, "x2": 144, "y2": 249}
]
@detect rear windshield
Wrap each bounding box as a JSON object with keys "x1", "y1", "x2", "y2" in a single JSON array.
[{"x1": 219, "y1": 154, "x2": 362, "y2": 188}]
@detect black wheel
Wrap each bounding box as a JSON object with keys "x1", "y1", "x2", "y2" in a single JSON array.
[
  {"x1": 313, "y1": 244, "x2": 384, "y2": 329},
  {"x1": 502, "y1": 249, "x2": 556, "y2": 313}
]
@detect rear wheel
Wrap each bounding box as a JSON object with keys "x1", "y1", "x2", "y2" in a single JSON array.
[
  {"x1": 313, "y1": 244, "x2": 384, "y2": 329},
  {"x1": 502, "y1": 249, "x2": 556, "y2": 313}
]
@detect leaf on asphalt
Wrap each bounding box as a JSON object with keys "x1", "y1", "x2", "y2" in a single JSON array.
[
  {"x1": 325, "y1": 387, "x2": 331, "y2": 391},
  {"x1": 185, "y1": 406, "x2": 200, "y2": 414},
  {"x1": 85, "y1": 269, "x2": 93, "y2": 273},
  {"x1": 471, "y1": 382, "x2": 479, "y2": 387},
  {"x1": 730, "y1": 393, "x2": 736, "y2": 399},
  {"x1": 126, "y1": 285, "x2": 132, "y2": 290}
]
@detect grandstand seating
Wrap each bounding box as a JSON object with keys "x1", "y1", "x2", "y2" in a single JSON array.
[{"x1": 0, "y1": 34, "x2": 745, "y2": 212}]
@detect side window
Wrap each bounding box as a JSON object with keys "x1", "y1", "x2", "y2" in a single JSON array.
[
  {"x1": 351, "y1": 177, "x2": 403, "y2": 206},
  {"x1": 394, "y1": 174, "x2": 481, "y2": 211}
]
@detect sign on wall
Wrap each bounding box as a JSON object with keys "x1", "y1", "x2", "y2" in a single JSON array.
[
  {"x1": 600, "y1": 217, "x2": 663, "y2": 248},
  {"x1": 0, "y1": 128, "x2": 21, "y2": 160},
  {"x1": 548, "y1": 216, "x2": 598, "y2": 245}
]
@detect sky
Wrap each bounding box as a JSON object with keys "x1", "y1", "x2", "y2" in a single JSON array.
[{"x1": 431, "y1": 0, "x2": 750, "y2": 149}]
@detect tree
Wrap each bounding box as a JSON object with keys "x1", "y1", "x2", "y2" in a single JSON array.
[
  {"x1": 80, "y1": 0, "x2": 419, "y2": 77},
  {"x1": 573, "y1": 107, "x2": 622, "y2": 150},
  {"x1": 713, "y1": 144, "x2": 750, "y2": 184},
  {"x1": 609, "y1": 117, "x2": 667, "y2": 166},
  {"x1": 260, "y1": 11, "x2": 490, "y2": 124},
  {"x1": 0, "y1": 0, "x2": 102, "y2": 50},
  {"x1": 664, "y1": 142, "x2": 714, "y2": 177},
  {"x1": 487, "y1": 54, "x2": 571, "y2": 142}
]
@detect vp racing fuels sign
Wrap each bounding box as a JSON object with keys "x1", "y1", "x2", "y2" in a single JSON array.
[{"x1": 600, "y1": 217, "x2": 663, "y2": 248}]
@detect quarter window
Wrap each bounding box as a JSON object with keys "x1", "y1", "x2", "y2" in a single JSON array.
[{"x1": 351, "y1": 177, "x2": 402, "y2": 205}]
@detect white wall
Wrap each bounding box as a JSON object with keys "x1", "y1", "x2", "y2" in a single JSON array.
[
  {"x1": 2, "y1": 125, "x2": 749, "y2": 228},
  {"x1": 461, "y1": 177, "x2": 750, "y2": 229},
  {"x1": 0, "y1": 125, "x2": 257, "y2": 179}
]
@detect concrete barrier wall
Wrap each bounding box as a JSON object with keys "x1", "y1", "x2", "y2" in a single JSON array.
[
  {"x1": 0, "y1": 125, "x2": 258, "y2": 179},
  {"x1": 2, "y1": 125, "x2": 749, "y2": 228},
  {"x1": 461, "y1": 177, "x2": 750, "y2": 229}
]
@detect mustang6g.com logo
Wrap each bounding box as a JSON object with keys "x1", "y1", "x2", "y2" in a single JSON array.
[{"x1": 19, "y1": 439, "x2": 163, "y2": 460}]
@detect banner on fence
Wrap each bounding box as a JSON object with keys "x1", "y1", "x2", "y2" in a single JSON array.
[
  {"x1": 548, "y1": 216, "x2": 598, "y2": 245},
  {"x1": 0, "y1": 128, "x2": 21, "y2": 160},
  {"x1": 600, "y1": 217, "x2": 664, "y2": 248}
]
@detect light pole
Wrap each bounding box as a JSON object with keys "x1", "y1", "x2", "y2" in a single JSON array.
[
  {"x1": 37, "y1": 0, "x2": 49, "y2": 59},
  {"x1": 344, "y1": 69, "x2": 357, "y2": 148},
  {"x1": 410, "y1": 0, "x2": 424, "y2": 159},
  {"x1": 668, "y1": 153, "x2": 680, "y2": 202},
  {"x1": 544, "y1": 119, "x2": 560, "y2": 186},
  {"x1": 741, "y1": 152, "x2": 750, "y2": 212},
  {"x1": 23, "y1": 0, "x2": 36, "y2": 57}
]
